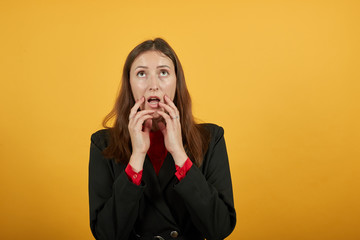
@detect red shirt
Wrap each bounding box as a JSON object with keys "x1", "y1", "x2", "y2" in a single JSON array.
[{"x1": 125, "y1": 130, "x2": 192, "y2": 185}]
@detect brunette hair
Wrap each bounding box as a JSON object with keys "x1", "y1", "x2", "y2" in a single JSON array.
[{"x1": 102, "y1": 38, "x2": 209, "y2": 167}]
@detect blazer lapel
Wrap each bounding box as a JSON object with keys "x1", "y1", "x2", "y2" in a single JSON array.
[
  {"x1": 158, "y1": 153, "x2": 177, "y2": 191},
  {"x1": 142, "y1": 155, "x2": 177, "y2": 225}
]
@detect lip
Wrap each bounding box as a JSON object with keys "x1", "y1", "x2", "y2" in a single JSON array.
[
  {"x1": 146, "y1": 95, "x2": 162, "y2": 109},
  {"x1": 146, "y1": 95, "x2": 161, "y2": 102}
]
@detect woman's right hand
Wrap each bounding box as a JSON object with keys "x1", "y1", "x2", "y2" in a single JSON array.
[{"x1": 128, "y1": 97, "x2": 154, "y2": 171}]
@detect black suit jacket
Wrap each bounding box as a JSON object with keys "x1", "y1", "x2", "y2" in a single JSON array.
[{"x1": 89, "y1": 123, "x2": 236, "y2": 240}]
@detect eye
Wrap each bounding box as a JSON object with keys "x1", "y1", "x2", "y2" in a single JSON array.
[
  {"x1": 159, "y1": 70, "x2": 169, "y2": 77},
  {"x1": 137, "y1": 71, "x2": 146, "y2": 77}
]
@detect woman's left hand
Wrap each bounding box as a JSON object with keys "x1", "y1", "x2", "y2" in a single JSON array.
[{"x1": 157, "y1": 95, "x2": 188, "y2": 167}]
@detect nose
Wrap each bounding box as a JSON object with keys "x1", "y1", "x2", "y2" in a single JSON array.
[{"x1": 149, "y1": 73, "x2": 159, "y2": 91}]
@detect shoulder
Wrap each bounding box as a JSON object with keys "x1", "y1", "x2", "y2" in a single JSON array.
[
  {"x1": 196, "y1": 123, "x2": 228, "y2": 170},
  {"x1": 198, "y1": 123, "x2": 225, "y2": 142},
  {"x1": 90, "y1": 128, "x2": 111, "y2": 150}
]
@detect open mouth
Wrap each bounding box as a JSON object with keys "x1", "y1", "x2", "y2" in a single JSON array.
[{"x1": 147, "y1": 96, "x2": 161, "y2": 108}]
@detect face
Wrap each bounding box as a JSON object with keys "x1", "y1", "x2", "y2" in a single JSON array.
[{"x1": 130, "y1": 50, "x2": 177, "y2": 118}]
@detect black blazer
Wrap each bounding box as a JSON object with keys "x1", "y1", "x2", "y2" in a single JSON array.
[{"x1": 89, "y1": 123, "x2": 236, "y2": 240}]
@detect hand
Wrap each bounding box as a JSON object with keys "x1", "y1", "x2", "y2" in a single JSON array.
[
  {"x1": 157, "y1": 95, "x2": 188, "y2": 167},
  {"x1": 128, "y1": 97, "x2": 154, "y2": 171}
]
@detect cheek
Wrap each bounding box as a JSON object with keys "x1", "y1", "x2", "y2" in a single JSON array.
[
  {"x1": 130, "y1": 81, "x2": 146, "y2": 100},
  {"x1": 170, "y1": 83, "x2": 177, "y2": 100},
  {"x1": 130, "y1": 81, "x2": 147, "y2": 110},
  {"x1": 163, "y1": 78, "x2": 177, "y2": 100}
]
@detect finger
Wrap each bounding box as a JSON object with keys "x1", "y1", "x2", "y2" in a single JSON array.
[
  {"x1": 156, "y1": 110, "x2": 174, "y2": 128},
  {"x1": 134, "y1": 114, "x2": 154, "y2": 130},
  {"x1": 143, "y1": 119, "x2": 153, "y2": 133},
  {"x1": 129, "y1": 111, "x2": 154, "y2": 129},
  {"x1": 158, "y1": 103, "x2": 180, "y2": 122},
  {"x1": 157, "y1": 121, "x2": 166, "y2": 134},
  {"x1": 130, "y1": 110, "x2": 155, "y2": 125},
  {"x1": 129, "y1": 97, "x2": 145, "y2": 119},
  {"x1": 164, "y1": 95, "x2": 180, "y2": 115},
  {"x1": 158, "y1": 102, "x2": 177, "y2": 119}
]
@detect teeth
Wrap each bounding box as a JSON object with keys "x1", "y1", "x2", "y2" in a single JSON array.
[{"x1": 148, "y1": 97, "x2": 160, "y2": 102}]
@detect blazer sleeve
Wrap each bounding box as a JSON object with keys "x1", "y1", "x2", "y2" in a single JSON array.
[
  {"x1": 173, "y1": 125, "x2": 236, "y2": 240},
  {"x1": 88, "y1": 131, "x2": 145, "y2": 240}
]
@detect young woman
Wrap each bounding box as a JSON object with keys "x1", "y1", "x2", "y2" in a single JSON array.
[{"x1": 89, "y1": 38, "x2": 236, "y2": 240}]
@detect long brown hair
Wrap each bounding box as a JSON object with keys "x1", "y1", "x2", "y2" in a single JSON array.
[{"x1": 102, "y1": 38, "x2": 209, "y2": 167}]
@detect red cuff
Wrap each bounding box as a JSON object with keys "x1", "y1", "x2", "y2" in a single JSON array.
[
  {"x1": 125, "y1": 164, "x2": 143, "y2": 186},
  {"x1": 175, "y1": 158, "x2": 193, "y2": 181}
]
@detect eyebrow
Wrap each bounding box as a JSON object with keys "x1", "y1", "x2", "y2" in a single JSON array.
[
  {"x1": 135, "y1": 65, "x2": 171, "y2": 70},
  {"x1": 157, "y1": 65, "x2": 171, "y2": 69}
]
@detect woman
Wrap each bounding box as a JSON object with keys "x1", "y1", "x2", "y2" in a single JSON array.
[{"x1": 89, "y1": 38, "x2": 236, "y2": 240}]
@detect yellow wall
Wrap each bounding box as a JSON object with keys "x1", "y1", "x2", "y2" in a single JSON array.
[{"x1": 1, "y1": 0, "x2": 359, "y2": 239}]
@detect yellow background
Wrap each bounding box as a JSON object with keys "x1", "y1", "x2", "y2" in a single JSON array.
[{"x1": 1, "y1": 0, "x2": 359, "y2": 239}]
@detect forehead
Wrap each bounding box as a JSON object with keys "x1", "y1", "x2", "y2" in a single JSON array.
[{"x1": 131, "y1": 51, "x2": 174, "y2": 70}]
